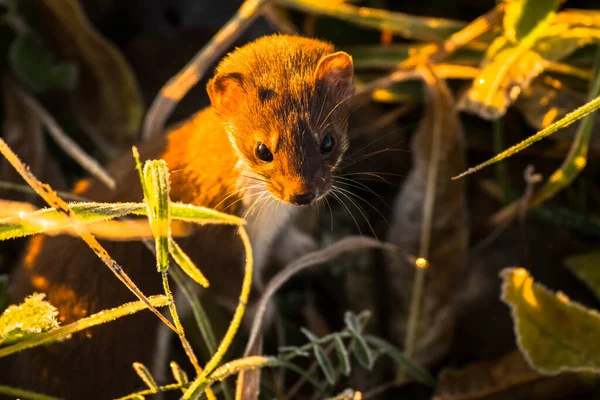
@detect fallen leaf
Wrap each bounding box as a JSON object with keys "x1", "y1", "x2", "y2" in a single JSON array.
[
  {"x1": 434, "y1": 350, "x2": 595, "y2": 400},
  {"x1": 433, "y1": 351, "x2": 539, "y2": 400},
  {"x1": 501, "y1": 267, "x2": 600, "y2": 374},
  {"x1": 386, "y1": 67, "x2": 468, "y2": 366}
]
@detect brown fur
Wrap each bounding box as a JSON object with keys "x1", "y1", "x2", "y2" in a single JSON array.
[{"x1": 5, "y1": 34, "x2": 354, "y2": 399}]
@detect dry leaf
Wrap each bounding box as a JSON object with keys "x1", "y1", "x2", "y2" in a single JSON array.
[
  {"x1": 433, "y1": 351, "x2": 540, "y2": 400},
  {"x1": 434, "y1": 350, "x2": 595, "y2": 400},
  {"x1": 386, "y1": 68, "x2": 468, "y2": 366}
]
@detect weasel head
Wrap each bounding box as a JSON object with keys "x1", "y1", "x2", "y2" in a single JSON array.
[{"x1": 207, "y1": 35, "x2": 354, "y2": 206}]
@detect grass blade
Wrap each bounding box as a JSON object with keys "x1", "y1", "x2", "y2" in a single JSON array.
[
  {"x1": 0, "y1": 385, "x2": 62, "y2": 400},
  {"x1": 0, "y1": 295, "x2": 169, "y2": 358},
  {"x1": 454, "y1": 92, "x2": 600, "y2": 179}
]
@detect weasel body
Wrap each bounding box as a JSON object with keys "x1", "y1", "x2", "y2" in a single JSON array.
[{"x1": 7, "y1": 34, "x2": 354, "y2": 399}]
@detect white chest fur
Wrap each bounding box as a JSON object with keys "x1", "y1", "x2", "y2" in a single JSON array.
[{"x1": 240, "y1": 179, "x2": 299, "y2": 285}]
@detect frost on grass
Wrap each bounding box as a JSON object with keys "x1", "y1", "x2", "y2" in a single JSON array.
[
  {"x1": 501, "y1": 267, "x2": 600, "y2": 375},
  {"x1": 0, "y1": 293, "x2": 59, "y2": 346}
]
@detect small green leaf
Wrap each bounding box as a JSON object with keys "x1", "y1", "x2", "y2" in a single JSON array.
[
  {"x1": 350, "y1": 331, "x2": 374, "y2": 370},
  {"x1": 300, "y1": 327, "x2": 319, "y2": 341},
  {"x1": 501, "y1": 267, "x2": 600, "y2": 374},
  {"x1": 300, "y1": 328, "x2": 337, "y2": 384},
  {"x1": 9, "y1": 33, "x2": 77, "y2": 92},
  {"x1": 504, "y1": 0, "x2": 561, "y2": 43},
  {"x1": 0, "y1": 293, "x2": 59, "y2": 346},
  {"x1": 344, "y1": 311, "x2": 362, "y2": 334},
  {"x1": 169, "y1": 239, "x2": 209, "y2": 288},
  {"x1": 133, "y1": 362, "x2": 158, "y2": 390},
  {"x1": 564, "y1": 251, "x2": 600, "y2": 300},
  {"x1": 365, "y1": 335, "x2": 435, "y2": 386},
  {"x1": 334, "y1": 336, "x2": 351, "y2": 376},
  {"x1": 315, "y1": 344, "x2": 336, "y2": 385},
  {"x1": 170, "y1": 361, "x2": 189, "y2": 386}
]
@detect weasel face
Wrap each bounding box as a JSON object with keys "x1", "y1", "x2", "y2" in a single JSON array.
[
  {"x1": 207, "y1": 38, "x2": 354, "y2": 206},
  {"x1": 242, "y1": 98, "x2": 350, "y2": 206}
]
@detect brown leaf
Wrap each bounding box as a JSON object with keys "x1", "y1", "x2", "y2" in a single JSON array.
[
  {"x1": 434, "y1": 351, "x2": 540, "y2": 400},
  {"x1": 1, "y1": 77, "x2": 65, "y2": 202},
  {"x1": 433, "y1": 350, "x2": 594, "y2": 400},
  {"x1": 35, "y1": 0, "x2": 143, "y2": 148},
  {"x1": 386, "y1": 66, "x2": 468, "y2": 366}
]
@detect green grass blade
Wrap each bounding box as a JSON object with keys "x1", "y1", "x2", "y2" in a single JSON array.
[
  {"x1": 365, "y1": 335, "x2": 435, "y2": 386},
  {"x1": 454, "y1": 92, "x2": 600, "y2": 179},
  {"x1": 0, "y1": 385, "x2": 62, "y2": 400},
  {"x1": 531, "y1": 45, "x2": 600, "y2": 206},
  {"x1": 0, "y1": 295, "x2": 169, "y2": 358},
  {"x1": 142, "y1": 160, "x2": 171, "y2": 273},
  {"x1": 0, "y1": 202, "x2": 143, "y2": 240}
]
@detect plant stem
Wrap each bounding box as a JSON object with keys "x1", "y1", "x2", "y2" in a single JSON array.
[
  {"x1": 493, "y1": 118, "x2": 510, "y2": 204},
  {"x1": 0, "y1": 385, "x2": 62, "y2": 400},
  {"x1": 402, "y1": 65, "x2": 446, "y2": 378},
  {"x1": 182, "y1": 226, "x2": 254, "y2": 399},
  {"x1": 142, "y1": 0, "x2": 269, "y2": 139}
]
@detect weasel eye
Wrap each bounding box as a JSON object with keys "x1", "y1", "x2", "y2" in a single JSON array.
[
  {"x1": 256, "y1": 143, "x2": 273, "y2": 162},
  {"x1": 320, "y1": 135, "x2": 335, "y2": 154}
]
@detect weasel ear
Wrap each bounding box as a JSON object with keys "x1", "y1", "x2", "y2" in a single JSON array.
[
  {"x1": 314, "y1": 51, "x2": 354, "y2": 97},
  {"x1": 207, "y1": 72, "x2": 246, "y2": 115}
]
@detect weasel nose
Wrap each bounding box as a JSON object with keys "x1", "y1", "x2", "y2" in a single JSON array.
[{"x1": 290, "y1": 192, "x2": 315, "y2": 205}]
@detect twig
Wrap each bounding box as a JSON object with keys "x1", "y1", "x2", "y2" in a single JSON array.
[
  {"x1": 244, "y1": 236, "x2": 396, "y2": 359},
  {"x1": 142, "y1": 0, "x2": 269, "y2": 140},
  {"x1": 0, "y1": 385, "x2": 62, "y2": 400},
  {"x1": 15, "y1": 85, "x2": 116, "y2": 190},
  {"x1": 182, "y1": 226, "x2": 254, "y2": 399},
  {"x1": 402, "y1": 65, "x2": 445, "y2": 372},
  {"x1": 262, "y1": 4, "x2": 298, "y2": 34}
]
